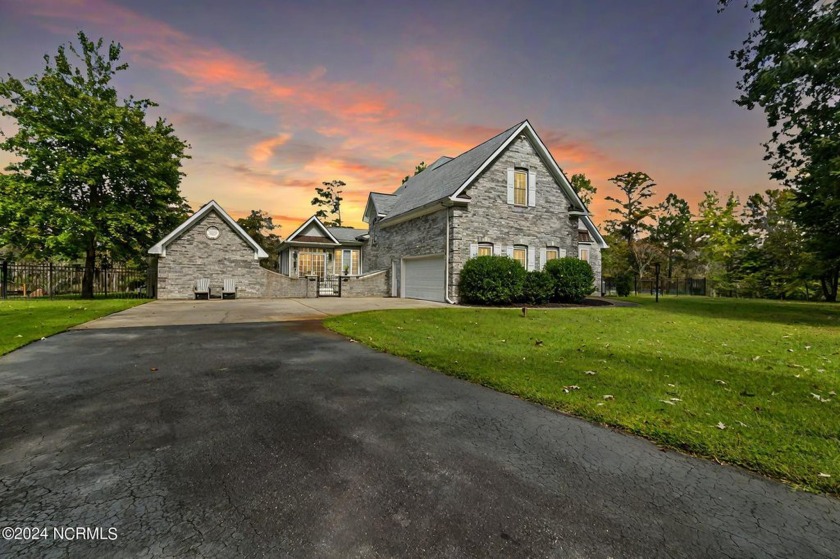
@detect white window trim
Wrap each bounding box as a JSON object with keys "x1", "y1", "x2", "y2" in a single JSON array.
[
  {"x1": 513, "y1": 245, "x2": 528, "y2": 269},
  {"x1": 579, "y1": 246, "x2": 590, "y2": 262}
]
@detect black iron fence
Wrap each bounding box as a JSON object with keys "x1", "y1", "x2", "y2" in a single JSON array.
[
  {"x1": 1, "y1": 260, "x2": 153, "y2": 299},
  {"x1": 602, "y1": 276, "x2": 707, "y2": 297}
]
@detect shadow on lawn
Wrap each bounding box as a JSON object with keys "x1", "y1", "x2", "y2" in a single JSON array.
[{"x1": 629, "y1": 296, "x2": 840, "y2": 328}]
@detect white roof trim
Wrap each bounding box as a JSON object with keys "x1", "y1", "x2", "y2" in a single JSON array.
[
  {"x1": 148, "y1": 200, "x2": 269, "y2": 259},
  {"x1": 580, "y1": 215, "x2": 608, "y2": 248},
  {"x1": 448, "y1": 120, "x2": 588, "y2": 214},
  {"x1": 285, "y1": 215, "x2": 340, "y2": 244},
  {"x1": 362, "y1": 194, "x2": 382, "y2": 224}
]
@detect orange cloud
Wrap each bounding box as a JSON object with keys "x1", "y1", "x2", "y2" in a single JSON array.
[{"x1": 249, "y1": 134, "x2": 292, "y2": 163}]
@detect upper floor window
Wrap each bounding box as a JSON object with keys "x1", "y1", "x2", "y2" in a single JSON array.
[
  {"x1": 513, "y1": 245, "x2": 527, "y2": 268},
  {"x1": 514, "y1": 169, "x2": 528, "y2": 206},
  {"x1": 478, "y1": 243, "x2": 493, "y2": 256}
]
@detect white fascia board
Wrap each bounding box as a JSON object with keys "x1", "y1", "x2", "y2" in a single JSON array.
[
  {"x1": 284, "y1": 215, "x2": 341, "y2": 244},
  {"x1": 148, "y1": 200, "x2": 268, "y2": 259},
  {"x1": 581, "y1": 216, "x2": 608, "y2": 248}
]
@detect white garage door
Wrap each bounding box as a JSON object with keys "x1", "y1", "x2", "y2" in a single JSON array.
[{"x1": 403, "y1": 255, "x2": 445, "y2": 302}]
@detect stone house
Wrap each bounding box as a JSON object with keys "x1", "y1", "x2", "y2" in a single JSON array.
[
  {"x1": 362, "y1": 119, "x2": 607, "y2": 302},
  {"x1": 149, "y1": 120, "x2": 606, "y2": 302},
  {"x1": 148, "y1": 201, "x2": 269, "y2": 299}
]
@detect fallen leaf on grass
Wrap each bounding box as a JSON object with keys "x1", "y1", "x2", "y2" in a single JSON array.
[
  {"x1": 818, "y1": 473, "x2": 831, "y2": 478},
  {"x1": 584, "y1": 370, "x2": 597, "y2": 375},
  {"x1": 563, "y1": 385, "x2": 580, "y2": 393},
  {"x1": 660, "y1": 400, "x2": 675, "y2": 405},
  {"x1": 716, "y1": 422, "x2": 727, "y2": 430},
  {"x1": 715, "y1": 379, "x2": 727, "y2": 385},
  {"x1": 811, "y1": 393, "x2": 831, "y2": 403},
  {"x1": 603, "y1": 395, "x2": 614, "y2": 400}
]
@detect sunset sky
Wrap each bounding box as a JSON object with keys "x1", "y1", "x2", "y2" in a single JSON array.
[{"x1": 0, "y1": 0, "x2": 772, "y2": 233}]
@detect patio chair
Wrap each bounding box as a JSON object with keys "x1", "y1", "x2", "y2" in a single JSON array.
[
  {"x1": 194, "y1": 278, "x2": 210, "y2": 300},
  {"x1": 222, "y1": 278, "x2": 237, "y2": 300}
]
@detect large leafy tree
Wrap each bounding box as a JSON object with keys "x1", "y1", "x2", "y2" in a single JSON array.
[
  {"x1": 604, "y1": 172, "x2": 657, "y2": 245},
  {"x1": 722, "y1": 0, "x2": 840, "y2": 300},
  {"x1": 695, "y1": 191, "x2": 750, "y2": 295},
  {"x1": 649, "y1": 194, "x2": 692, "y2": 278},
  {"x1": 570, "y1": 173, "x2": 597, "y2": 207},
  {"x1": 604, "y1": 172, "x2": 658, "y2": 276},
  {"x1": 0, "y1": 32, "x2": 190, "y2": 298},
  {"x1": 236, "y1": 210, "x2": 281, "y2": 271},
  {"x1": 741, "y1": 189, "x2": 812, "y2": 298},
  {"x1": 311, "y1": 179, "x2": 344, "y2": 226}
]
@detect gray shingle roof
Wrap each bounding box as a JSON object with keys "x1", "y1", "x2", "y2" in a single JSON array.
[
  {"x1": 326, "y1": 226, "x2": 368, "y2": 243},
  {"x1": 383, "y1": 121, "x2": 526, "y2": 221},
  {"x1": 369, "y1": 192, "x2": 398, "y2": 216}
]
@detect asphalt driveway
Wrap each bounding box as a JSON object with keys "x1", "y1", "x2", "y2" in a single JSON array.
[{"x1": 0, "y1": 319, "x2": 838, "y2": 558}]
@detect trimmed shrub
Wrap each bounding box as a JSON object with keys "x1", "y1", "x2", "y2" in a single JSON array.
[
  {"x1": 544, "y1": 257, "x2": 595, "y2": 303},
  {"x1": 615, "y1": 272, "x2": 633, "y2": 297},
  {"x1": 522, "y1": 270, "x2": 555, "y2": 305},
  {"x1": 459, "y1": 255, "x2": 526, "y2": 305}
]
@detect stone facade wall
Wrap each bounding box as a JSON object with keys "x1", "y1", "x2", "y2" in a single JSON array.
[
  {"x1": 156, "y1": 211, "x2": 266, "y2": 299},
  {"x1": 261, "y1": 269, "x2": 312, "y2": 298},
  {"x1": 340, "y1": 270, "x2": 390, "y2": 297},
  {"x1": 586, "y1": 244, "x2": 603, "y2": 295},
  {"x1": 449, "y1": 136, "x2": 595, "y2": 301},
  {"x1": 364, "y1": 209, "x2": 447, "y2": 295}
]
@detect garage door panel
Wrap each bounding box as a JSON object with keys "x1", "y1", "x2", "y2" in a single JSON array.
[{"x1": 403, "y1": 256, "x2": 445, "y2": 302}]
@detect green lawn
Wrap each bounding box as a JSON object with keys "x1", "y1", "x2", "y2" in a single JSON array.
[
  {"x1": 325, "y1": 296, "x2": 840, "y2": 494},
  {"x1": 0, "y1": 299, "x2": 148, "y2": 356}
]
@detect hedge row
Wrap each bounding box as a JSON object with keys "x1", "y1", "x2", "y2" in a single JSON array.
[{"x1": 459, "y1": 256, "x2": 595, "y2": 305}]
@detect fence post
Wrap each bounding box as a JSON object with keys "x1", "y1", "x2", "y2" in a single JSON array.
[
  {"x1": 1, "y1": 260, "x2": 6, "y2": 299},
  {"x1": 48, "y1": 262, "x2": 54, "y2": 299}
]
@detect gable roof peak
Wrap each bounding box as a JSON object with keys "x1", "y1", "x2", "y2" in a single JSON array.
[{"x1": 148, "y1": 200, "x2": 268, "y2": 259}]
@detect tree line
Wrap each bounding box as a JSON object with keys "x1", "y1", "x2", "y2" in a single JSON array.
[{"x1": 576, "y1": 171, "x2": 832, "y2": 300}]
